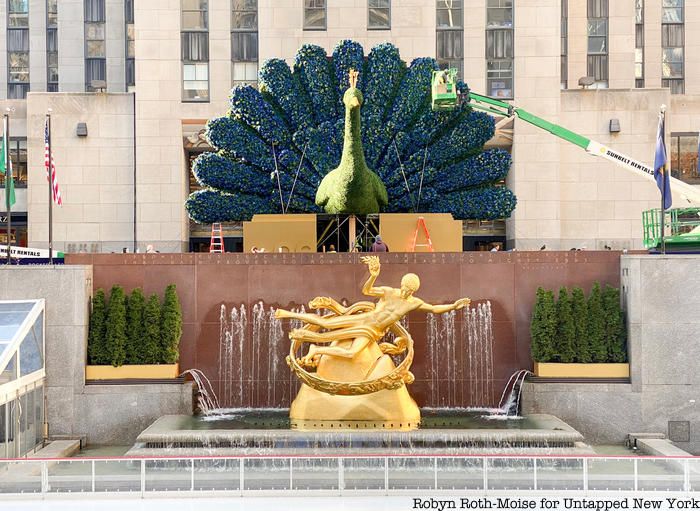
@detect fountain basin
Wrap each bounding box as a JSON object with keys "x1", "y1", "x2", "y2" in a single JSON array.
[{"x1": 126, "y1": 412, "x2": 591, "y2": 457}]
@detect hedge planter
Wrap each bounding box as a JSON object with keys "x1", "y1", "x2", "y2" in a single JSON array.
[
  {"x1": 534, "y1": 362, "x2": 629, "y2": 379},
  {"x1": 85, "y1": 364, "x2": 180, "y2": 380}
]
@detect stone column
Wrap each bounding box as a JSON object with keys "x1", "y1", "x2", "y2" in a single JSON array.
[
  {"x1": 644, "y1": 0, "x2": 662, "y2": 88},
  {"x1": 29, "y1": 0, "x2": 47, "y2": 92},
  {"x1": 106, "y1": 0, "x2": 126, "y2": 92},
  {"x1": 463, "y1": 0, "x2": 485, "y2": 93},
  {"x1": 608, "y1": 0, "x2": 635, "y2": 89},
  {"x1": 57, "y1": 0, "x2": 85, "y2": 92},
  {"x1": 566, "y1": 0, "x2": 587, "y2": 88}
]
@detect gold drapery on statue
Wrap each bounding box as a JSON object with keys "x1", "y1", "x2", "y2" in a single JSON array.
[{"x1": 275, "y1": 256, "x2": 470, "y2": 430}]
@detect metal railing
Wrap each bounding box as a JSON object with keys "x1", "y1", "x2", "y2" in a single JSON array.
[{"x1": 0, "y1": 454, "x2": 698, "y2": 497}]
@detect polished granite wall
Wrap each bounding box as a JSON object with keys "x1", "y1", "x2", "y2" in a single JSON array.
[{"x1": 69, "y1": 251, "x2": 621, "y2": 409}]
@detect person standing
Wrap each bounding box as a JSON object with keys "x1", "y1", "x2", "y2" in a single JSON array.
[{"x1": 371, "y1": 235, "x2": 389, "y2": 252}]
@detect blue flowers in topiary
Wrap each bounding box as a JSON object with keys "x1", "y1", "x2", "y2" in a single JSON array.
[{"x1": 186, "y1": 40, "x2": 517, "y2": 223}]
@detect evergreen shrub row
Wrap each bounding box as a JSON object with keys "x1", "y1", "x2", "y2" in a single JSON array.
[
  {"x1": 530, "y1": 283, "x2": 627, "y2": 364},
  {"x1": 87, "y1": 285, "x2": 182, "y2": 367}
]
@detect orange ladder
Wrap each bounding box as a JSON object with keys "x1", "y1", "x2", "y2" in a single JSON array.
[
  {"x1": 209, "y1": 223, "x2": 224, "y2": 253},
  {"x1": 410, "y1": 216, "x2": 434, "y2": 252}
]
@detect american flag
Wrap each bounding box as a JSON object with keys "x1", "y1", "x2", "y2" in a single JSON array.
[{"x1": 44, "y1": 118, "x2": 62, "y2": 206}]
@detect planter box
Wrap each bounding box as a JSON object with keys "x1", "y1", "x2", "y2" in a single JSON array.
[
  {"x1": 85, "y1": 364, "x2": 180, "y2": 380},
  {"x1": 534, "y1": 362, "x2": 629, "y2": 378}
]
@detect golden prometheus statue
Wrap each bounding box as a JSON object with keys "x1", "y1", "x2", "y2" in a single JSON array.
[{"x1": 275, "y1": 256, "x2": 470, "y2": 430}]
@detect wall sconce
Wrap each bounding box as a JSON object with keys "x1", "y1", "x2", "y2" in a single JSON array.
[
  {"x1": 609, "y1": 119, "x2": 621, "y2": 133},
  {"x1": 76, "y1": 122, "x2": 88, "y2": 137}
]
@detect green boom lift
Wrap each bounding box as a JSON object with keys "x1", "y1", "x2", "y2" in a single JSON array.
[{"x1": 431, "y1": 69, "x2": 700, "y2": 251}]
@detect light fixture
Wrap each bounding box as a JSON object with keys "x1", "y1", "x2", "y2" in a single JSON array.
[
  {"x1": 578, "y1": 76, "x2": 595, "y2": 88},
  {"x1": 90, "y1": 79, "x2": 107, "y2": 92},
  {"x1": 76, "y1": 122, "x2": 88, "y2": 137},
  {"x1": 609, "y1": 119, "x2": 621, "y2": 133}
]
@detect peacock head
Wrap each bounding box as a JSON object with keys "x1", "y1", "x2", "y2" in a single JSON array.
[{"x1": 343, "y1": 87, "x2": 363, "y2": 111}]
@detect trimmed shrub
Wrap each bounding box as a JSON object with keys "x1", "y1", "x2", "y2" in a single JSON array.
[
  {"x1": 586, "y1": 282, "x2": 607, "y2": 363},
  {"x1": 555, "y1": 287, "x2": 576, "y2": 363},
  {"x1": 160, "y1": 285, "x2": 182, "y2": 364},
  {"x1": 603, "y1": 285, "x2": 627, "y2": 363},
  {"x1": 104, "y1": 286, "x2": 127, "y2": 367},
  {"x1": 143, "y1": 293, "x2": 162, "y2": 364},
  {"x1": 571, "y1": 287, "x2": 591, "y2": 363},
  {"x1": 87, "y1": 289, "x2": 108, "y2": 365},
  {"x1": 530, "y1": 287, "x2": 557, "y2": 362},
  {"x1": 125, "y1": 288, "x2": 146, "y2": 364}
]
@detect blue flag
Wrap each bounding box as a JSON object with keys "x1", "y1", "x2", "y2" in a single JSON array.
[{"x1": 654, "y1": 115, "x2": 672, "y2": 210}]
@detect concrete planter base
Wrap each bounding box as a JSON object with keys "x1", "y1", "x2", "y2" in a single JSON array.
[
  {"x1": 85, "y1": 364, "x2": 180, "y2": 380},
  {"x1": 534, "y1": 362, "x2": 629, "y2": 378}
]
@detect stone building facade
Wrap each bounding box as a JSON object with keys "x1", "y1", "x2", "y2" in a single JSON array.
[{"x1": 0, "y1": 0, "x2": 697, "y2": 252}]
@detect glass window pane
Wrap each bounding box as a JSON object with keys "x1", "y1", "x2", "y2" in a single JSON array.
[
  {"x1": 663, "y1": 7, "x2": 683, "y2": 22},
  {"x1": 182, "y1": 11, "x2": 207, "y2": 30},
  {"x1": 85, "y1": 0, "x2": 105, "y2": 22},
  {"x1": 195, "y1": 63, "x2": 208, "y2": 80},
  {"x1": 588, "y1": 36, "x2": 607, "y2": 53},
  {"x1": 232, "y1": 11, "x2": 257, "y2": 30},
  {"x1": 369, "y1": 8, "x2": 390, "y2": 29},
  {"x1": 182, "y1": 0, "x2": 207, "y2": 10},
  {"x1": 87, "y1": 41, "x2": 105, "y2": 57},
  {"x1": 487, "y1": 7, "x2": 513, "y2": 28},
  {"x1": 9, "y1": 0, "x2": 28, "y2": 13},
  {"x1": 19, "y1": 312, "x2": 43, "y2": 377},
  {"x1": 233, "y1": 0, "x2": 257, "y2": 9},
  {"x1": 304, "y1": 9, "x2": 326, "y2": 29},
  {"x1": 232, "y1": 32, "x2": 258, "y2": 61},
  {"x1": 183, "y1": 64, "x2": 195, "y2": 80},
  {"x1": 85, "y1": 23, "x2": 105, "y2": 40},
  {"x1": 436, "y1": 8, "x2": 463, "y2": 28}
]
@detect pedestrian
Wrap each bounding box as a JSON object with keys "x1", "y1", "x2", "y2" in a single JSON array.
[
  {"x1": 146, "y1": 244, "x2": 156, "y2": 254},
  {"x1": 370, "y1": 235, "x2": 389, "y2": 252},
  {"x1": 328, "y1": 244, "x2": 337, "y2": 253}
]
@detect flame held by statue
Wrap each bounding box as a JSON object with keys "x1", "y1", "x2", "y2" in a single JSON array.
[{"x1": 275, "y1": 256, "x2": 470, "y2": 430}]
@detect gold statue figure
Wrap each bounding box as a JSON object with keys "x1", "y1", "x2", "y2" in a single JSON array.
[{"x1": 275, "y1": 256, "x2": 470, "y2": 430}]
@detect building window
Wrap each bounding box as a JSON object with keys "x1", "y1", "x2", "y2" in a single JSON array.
[
  {"x1": 47, "y1": 0, "x2": 58, "y2": 92},
  {"x1": 304, "y1": 0, "x2": 326, "y2": 30},
  {"x1": 561, "y1": 0, "x2": 567, "y2": 89},
  {"x1": 635, "y1": 0, "x2": 643, "y2": 88},
  {"x1": 182, "y1": 0, "x2": 209, "y2": 101},
  {"x1": 232, "y1": 0, "x2": 258, "y2": 86},
  {"x1": 8, "y1": 0, "x2": 28, "y2": 27},
  {"x1": 125, "y1": 0, "x2": 134, "y2": 90},
  {"x1": 8, "y1": 0, "x2": 29, "y2": 99},
  {"x1": 436, "y1": 0, "x2": 463, "y2": 79},
  {"x1": 587, "y1": 0, "x2": 608, "y2": 88},
  {"x1": 368, "y1": 0, "x2": 390, "y2": 30},
  {"x1": 662, "y1": 0, "x2": 684, "y2": 94},
  {"x1": 670, "y1": 132, "x2": 700, "y2": 184},
  {"x1": 85, "y1": 0, "x2": 106, "y2": 91},
  {"x1": 486, "y1": 0, "x2": 513, "y2": 98},
  {"x1": 0, "y1": 138, "x2": 27, "y2": 188}
]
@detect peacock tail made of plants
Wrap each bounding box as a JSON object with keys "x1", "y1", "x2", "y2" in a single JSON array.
[{"x1": 186, "y1": 40, "x2": 517, "y2": 223}]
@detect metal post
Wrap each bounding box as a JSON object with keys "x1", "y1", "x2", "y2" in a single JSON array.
[
  {"x1": 41, "y1": 461, "x2": 48, "y2": 494},
  {"x1": 91, "y1": 459, "x2": 95, "y2": 493},
  {"x1": 660, "y1": 108, "x2": 667, "y2": 255},
  {"x1": 132, "y1": 92, "x2": 137, "y2": 253},
  {"x1": 384, "y1": 457, "x2": 389, "y2": 493},
  {"x1": 46, "y1": 114, "x2": 53, "y2": 265},
  {"x1": 239, "y1": 458, "x2": 245, "y2": 496},
  {"x1": 434, "y1": 457, "x2": 438, "y2": 490},
  {"x1": 4, "y1": 112, "x2": 11, "y2": 265},
  {"x1": 140, "y1": 459, "x2": 145, "y2": 495},
  {"x1": 338, "y1": 458, "x2": 344, "y2": 494},
  {"x1": 483, "y1": 457, "x2": 488, "y2": 490},
  {"x1": 533, "y1": 458, "x2": 538, "y2": 490},
  {"x1": 633, "y1": 458, "x2": 638, "y2": 491},
  {"x1": 684, "y1": 459, "x2": 691, "y2": 492},
  {"x1": 583, "y1": 458, "x2": 588, "y2": 492},
  {"x1": 289, "y1": 458, "x2": 293, "y2": 490},
  {"x1": 190, "y1": 458, "x2": 195, "y2": 492}
]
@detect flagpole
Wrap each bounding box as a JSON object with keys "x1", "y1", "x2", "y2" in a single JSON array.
[
  {"x1": 47, "y1": 113, "x2": 53, "y2": 265},
  {"x1": 3, "y1": 112, "x2": 10, "y2": 265},
  {"x1": 660, "y1": 106, "x2": 667, "y2": 255}
]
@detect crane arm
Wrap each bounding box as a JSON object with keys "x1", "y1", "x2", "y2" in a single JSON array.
[{"x1": 467, "y1": 91, "x2": 700, "y2": 206}]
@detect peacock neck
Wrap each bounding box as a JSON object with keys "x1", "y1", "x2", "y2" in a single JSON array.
[{"x1": 339, "y1": 101, "x2": 367, "y2": 172}]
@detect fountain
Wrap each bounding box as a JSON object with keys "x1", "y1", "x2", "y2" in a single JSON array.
[{"x1": 127, "y1": 257, "x2": 591, "y2": 458}]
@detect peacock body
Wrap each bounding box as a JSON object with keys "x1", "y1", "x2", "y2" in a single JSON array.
[{"x1": 186, "y1": 40, "x2": 516, "y2": 224}]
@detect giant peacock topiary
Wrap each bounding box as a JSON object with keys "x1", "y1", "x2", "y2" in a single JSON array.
[{"x1": 186, "y1": 40, "x2": 516, "y2": 223}]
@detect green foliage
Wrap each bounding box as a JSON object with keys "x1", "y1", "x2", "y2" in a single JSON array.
[
  {"x1": 555, "y1": 287, "x2": 576, "y2": 363},
  {"x1": 315, "y1": 87, "x2": 389, "y2": 214},
  {"x1": 87, "y1": 284, "x2": 183, "y2": 367},
  {"x1": 530, "y1": 287, "x2": 557, "y2": 362},
  {"x1": 571, "y1": 287, "x2": 591, "y2": 363},
  {"x1": 603, "y1": 285, "x2": 627, "y2": 363},
  {"x1": 530, "y1": 283, "x2": 628, "y2": 365},
  {"x1": 143, "y1": 293, "x2": 162, "y2": 364},
  {"x1": 104, "y1": 286, "x2": 127, "y2": 367},
  {"x1": 126, "y1": 288, "x2": 146, "y2": 364},
  {"x1": 160, "y1": 284, "x2": 183, "y2": 364},
  {"x1": 87, "y1": 289, "x2": 108, "y2": 365},
  {"x1": 586, "y1": 282, "x2": 607, "y2": 363}
]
